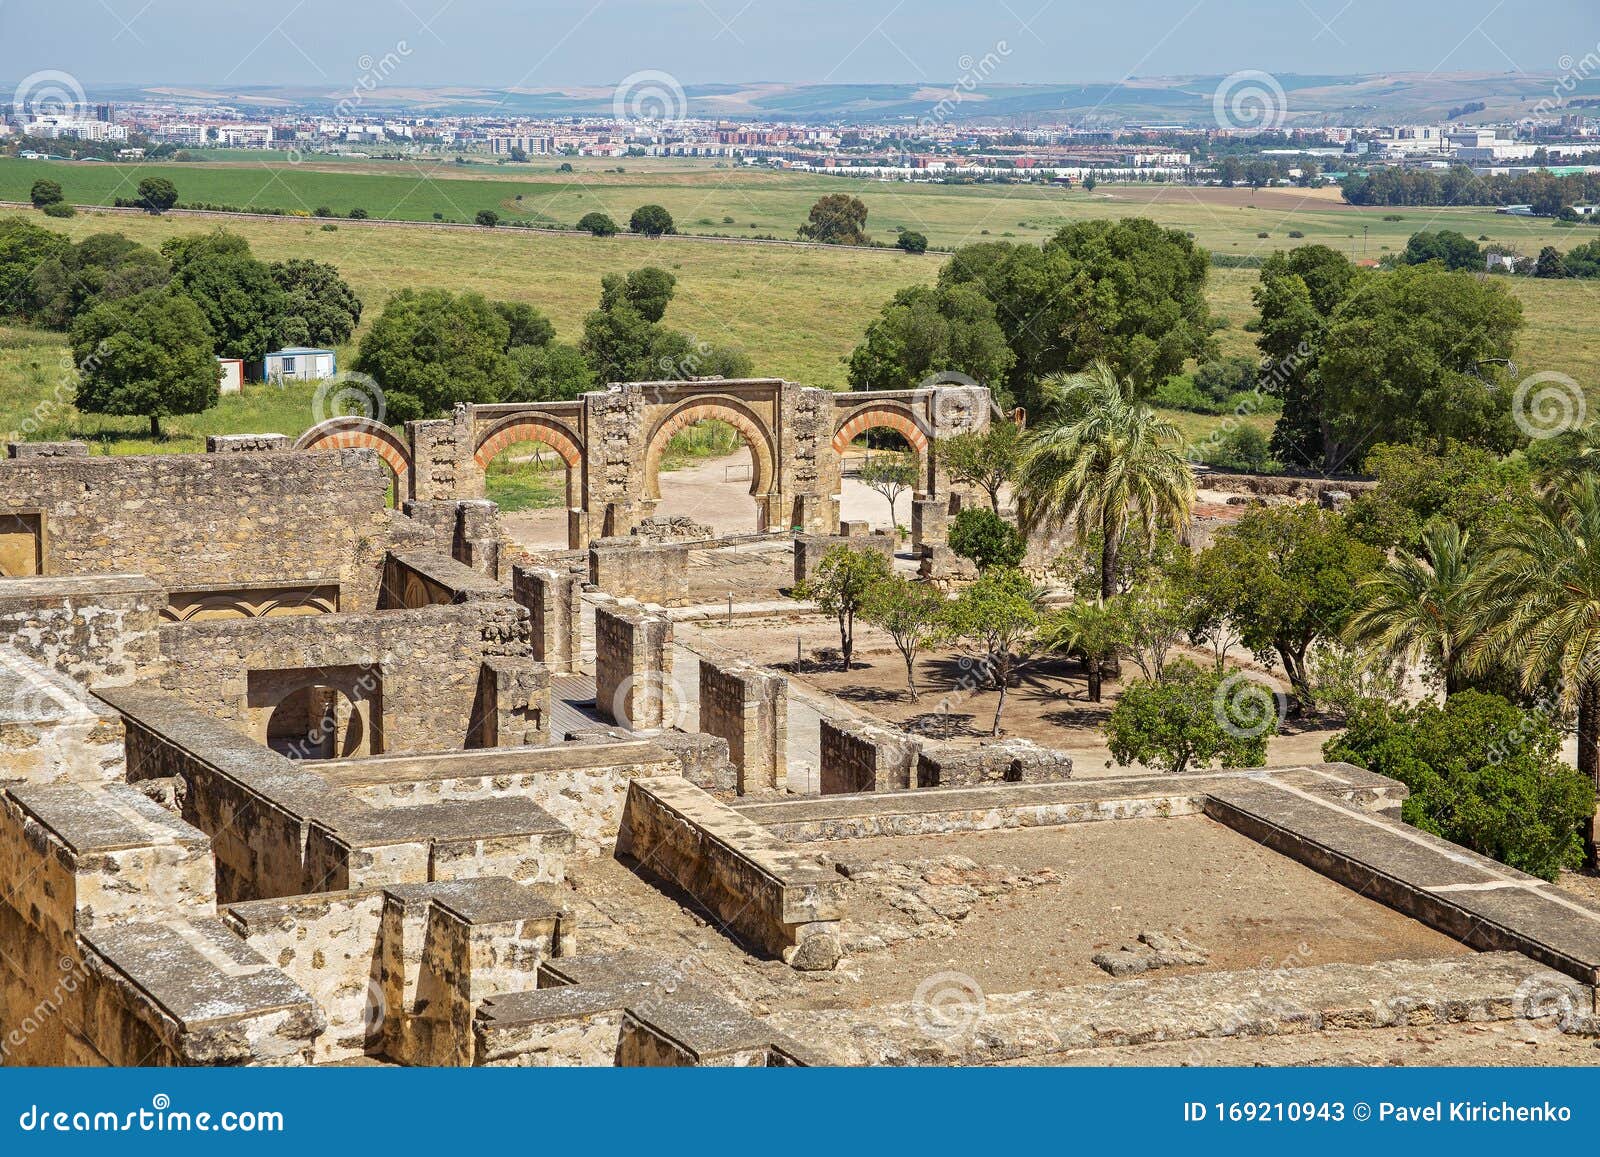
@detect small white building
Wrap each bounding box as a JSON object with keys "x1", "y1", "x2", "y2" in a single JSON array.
[
  {"x1": 262, "y1": 348, "x2": 336, "y2": 383},
  {"x1": 216, "y1": 358, "x2": 244, "y2": 394}
]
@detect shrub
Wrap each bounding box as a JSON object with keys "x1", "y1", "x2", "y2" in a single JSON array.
[
  {"x1": 313, "y1": 206, "x2": 334, "y2": 218},
  {"x1": 41, "y1": 201, "x2": 75, "y2": 219},
  {"x1": 947, "y1": 507, "x2": 1025, "y2": 571},
  {"x1": 1205, "y1": 424, "x2": 1276, "y2": 473},
  {"x1": 348, "y1": 207, "x2": 369, "y2": 219},
  {"x1": 896, "y1": 229, "x2": 929, "y2": 254},
  {"x1": 1106, "y1": 659, "x2": 1274, "y2": 774},
  {"x1": 29, "y1": 179, "x2": 64, "y2": 209},
  {"x1": 576, "y1": 211, "x2": 619, "y2": 237},
  {"x1": 1324, "y1": 691, "x2": 1594, "y2": 880},
  {"x1": 475, "y1": 209, "x2": 500, "y2": 227}
]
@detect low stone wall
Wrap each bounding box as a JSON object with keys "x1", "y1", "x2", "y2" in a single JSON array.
[
  {"x1": 155, "y1": 600, "x2": 537, "y2": 755},
  {"x1": 793, "y1": 533, "x2": 897, "y2": 586},
  {"x1": 916, "y1": 738, "x2": 1073, "y2": 788},
  {"x1": 819, "y1": 717, "x2": 920, "y2": 794},
  {"x1": 0, "y1": 647, "x2": 126, "y2": 787},
  {"x1": 618, "y1": 778, "x2": 845, "y2": 969},
  {"x1": 0, "y1": 575, "x2": 163, "y2": 687},
  {"x1": 1199, "y1": 471, "x2": 1376, "y2": 501},
  {"x1": 588, "y1": 537, "x2": 687, "y2": 603},
  {"x1": 316, "y1": 740, "x2": 680, "y2": 854},
  {"x1": 0, "y1": 448, "x2": 395, "y2": 610},
  {"x1": 380, "y1": 551, "x2": 508, "y2": 609},
  {"x1": 566, "y1": 726, "x2": 734, "y2": 794}
]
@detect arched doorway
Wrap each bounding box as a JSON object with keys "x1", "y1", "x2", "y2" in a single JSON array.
[
  {"x1": 474, "y1": 415, "x2": 585, "y2": 550},
  {"x1": 265, "y1": 685, "x2": 367, "y2": 760},
  {"x1": 295, "y1": 418, "x2": 412, "y2": 507},
  {"x1": 642, "y1": 398, "x2": 777, "y2": 535},
  {"x1": 831, "y1": 403, "x2": 932, "y2": 532}
]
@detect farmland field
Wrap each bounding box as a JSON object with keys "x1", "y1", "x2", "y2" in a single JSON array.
[{"x1": 2, "y1": 154, "x2": 1594, "y2": 256}]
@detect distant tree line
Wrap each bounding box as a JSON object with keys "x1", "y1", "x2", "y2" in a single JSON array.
[{"x1": 1341, "y1": 164, "x2": 1600, "y2": 212}]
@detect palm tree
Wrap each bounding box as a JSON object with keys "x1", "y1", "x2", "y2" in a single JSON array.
[
  {"x1": 1015, "y1": 360, "x2": 1196, "y2": 602},
  {"x1": 1040, "y1": 598, "x2": 1123, "y2": 702},
  {"x1": 1468, "y1": 474, "x2": 1600, "y2": 812},
  {"x1": 1345, "y1": 521, "x2": 1480, "y2": 694}
]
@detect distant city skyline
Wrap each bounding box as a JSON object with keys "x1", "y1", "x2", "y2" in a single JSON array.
[{"x1": 1, "y1": 0, "x2": 1595, "y2": 89}]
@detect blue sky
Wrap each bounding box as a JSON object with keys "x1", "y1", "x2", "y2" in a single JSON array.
[{"x1": 1, "y1": 0, "x2": 1595, "y2": 87}]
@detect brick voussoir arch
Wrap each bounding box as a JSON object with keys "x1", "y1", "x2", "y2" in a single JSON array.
[
  {"x1": 472, "y1": 414, "x2": 585, "y2": 470},
  {"x1": 644, "y1": 397, "x2": 776, "y2": 499},
  {"x1": 295, "y1": 417, "x2": 412, "y2": 492},
  {"x1": 830, "y1": 403, "x2": 932, "y2": 455}
]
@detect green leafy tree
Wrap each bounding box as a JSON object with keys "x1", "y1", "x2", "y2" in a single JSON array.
[
  {"x1": 28, "y1": 232, "x2": 169, "y2": 330},
  {"x1": 1400, "y1": 229, "x2": 1482, "y2": 272},
  {"x1": 1534, "y1": 245, "x2": 1567, "y2": 279},
  {"x1": 494, "y1": 300, "x2": 556, "y2": 348},
  {"x1": 939, "y1": 218, "x2": 1215, "y2": 412},
  {"x1": 1115, "y1": 543, "x2": 1196, "y2": 682},
  {"x1": 71, "y1": 289, "x2": 218, "y2": 437},
  {"x1": 270, "y1": 259, "x2": 362, "y2": 348},
  {"x1": 846, "y1": 283, "x2": 1015, "y2": 396},
  {"x1": 947, "y1": 507, "x2": 1025, "y2": 572},
  {"x1": 857, "y1": 451, "x2": 919, "y2": 527},
  {"x1": 1311, "y1": 264, "x2": 1524, "y2": 468},
  {"x1": 577, "y1": 211, "x2": 619, "y2": 236},
  {"x1": 1342, "y1": 441, "x2": 1532, "y2": 552},
  {"x1": 629, "y1": 204, "x2": 676, "y2": 236},
  {"x1": 1252, "y1": 244, "x2": 1362, "y2": 471},
  {"x1": 162, "y1": 231, "x2": 287, "y2": 361},
  {"x1": 1040, "y1": 597, "x2": 1123, "y2": 701},
  {"x1": 136, "y1": 177, "x2": 178, "y2": 213},
  {"x1": 506, "y1": 341, "x2": 596, "y2": 402},
  {"x1": 475, "y1": 209, "x2": 500, "y2": 228},
  {"x1": 798, "y1": 193, "x2": 870, "y2": 245},
  {"x1": 1325, "y1": 692, "x2": 1594, "y2": 880},
  {"x1": 862, "y1": 575, "x2": 948, "y2": 700},
  {"x1": 353, "y1": 288, "x2": 520, "y2": 420},
  {"x1": 1206, "y1": 425, "x2": 1274, "y2": 473},
  {"x1": 1202, "y1": 503, "x2": 1381, "y2": 713},
  {"x1": 945, "y1": 567, "x2": 1043, "y2": 735},
  {"x1": 0, "y1": 216, "x2": 71, "y2": 319},
  {"x1": 936, "y1": 421, "x2": 1020, "y2": 513},
  {"x1": 29, "y1": 179, "x2": 64, "y2": 209},
  {"x1": 1106, "y1": 659, "x2": 1274, "y2": 774},
  {"x1": 896, "y1": 229, "x2": 928, "y2": 254},
  {"x1": 599, "y1": 267, "x2": 676, "y2": 323},
  {"x1": 1016, "y1": 360, "x2": 1195, "y2": 602},
  {"x1": 793, "y1": 545, "x2": 894, "y2": 672},
  {"x1": 1344, "y1": 521, "x2": 1480, "y2": 694}
]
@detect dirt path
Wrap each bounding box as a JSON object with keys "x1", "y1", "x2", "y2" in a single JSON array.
[{"x1": 500, "y1": 448, "x2": 914, "y2": 550}]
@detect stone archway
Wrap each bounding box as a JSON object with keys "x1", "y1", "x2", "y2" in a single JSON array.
[
  {"x1": 473, "y1": 413, "x2": 586, "y2": 513},
  {"x1": 830, "y1": 403, "x2": 932, "y2": 456},
  {"x1": 642, "y1": 396, "x2": 779, "y2": 533},
  {"x1": 295, "y1": 418, "x2": 412, "y2": 501},
  {"x1": 643, "y1": 397, "x2": 776, "y2": 500}
]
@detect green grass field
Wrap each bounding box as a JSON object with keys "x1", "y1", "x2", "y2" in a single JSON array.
[{"x1": 5, "y1": 154, "x2": 1596, "y2": 257}]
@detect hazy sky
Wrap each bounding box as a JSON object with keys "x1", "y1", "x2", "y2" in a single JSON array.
[{"x1": 1, "y1": 0, "x2": 1595, "y2": 88}]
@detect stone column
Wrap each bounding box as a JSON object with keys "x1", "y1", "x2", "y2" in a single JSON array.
[
  {"x1": 697, "y1": 658, "x2": 786, "y2": 795},
  {"x1": 454, "y1": 499, "x2": 502, "y2": 578},
  {"x1": 594, "y1": 602, "x2": 676, "y2": 730},
  {"x1": 467, "y1": 656, "x2": 550, "y2": 748},
  {"x1": 513, "y1": 565, "x2": 582, "y2": 675}
]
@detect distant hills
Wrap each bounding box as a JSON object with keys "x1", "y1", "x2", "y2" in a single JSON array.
[{"x1": 91, "y1": 71, "x2": 1598, "y2": 124}]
